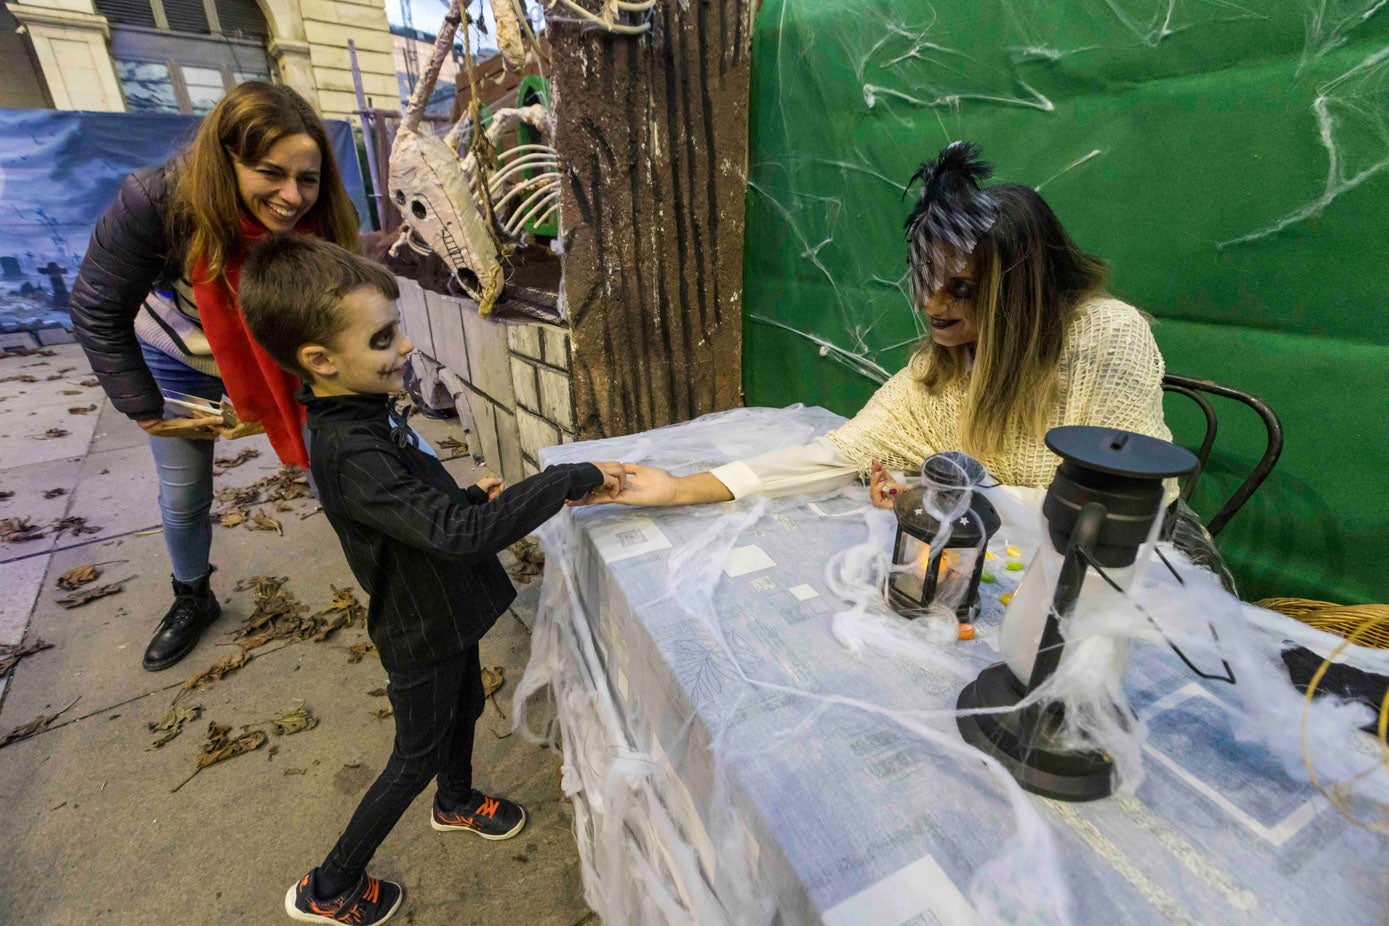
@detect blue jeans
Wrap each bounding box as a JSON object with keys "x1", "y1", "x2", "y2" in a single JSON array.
[{"x1": 141, "y1": 342, "x2": 223, "y2": 583}]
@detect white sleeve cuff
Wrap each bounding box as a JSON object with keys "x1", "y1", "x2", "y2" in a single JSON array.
[{"x1": 709, "y1": 460, "x2": 762, "y2": 500}]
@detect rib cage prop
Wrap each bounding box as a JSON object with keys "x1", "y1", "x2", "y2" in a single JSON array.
[{"x1": 387, "y1": 0, "x2": 557, "y2": 316}]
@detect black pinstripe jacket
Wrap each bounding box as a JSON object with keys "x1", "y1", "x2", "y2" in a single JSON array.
[{"x1": 302, "y1": 388, "x2": 602, "y2": 672}]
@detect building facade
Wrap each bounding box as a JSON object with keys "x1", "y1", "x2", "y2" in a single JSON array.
[{"x1": 3, "y1": 0, "x2": 397, "y2": 119}]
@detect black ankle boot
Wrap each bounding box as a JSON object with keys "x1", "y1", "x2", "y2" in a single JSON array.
[{"x1": 142, "y1": 573, "x2": 221, "y2": 671}]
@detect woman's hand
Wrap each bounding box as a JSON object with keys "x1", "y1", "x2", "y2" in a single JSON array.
[
  {"x1": 475, "y1": 477, "x2": 505, "y2": 500},
  {"x1": 610, "y1": 464, "x2": 678, "y2": 506},
  {"x1": 568, "y1": 465, "x2": 735, "y2": 508},
  {"x1": 869, "y1": 460, "x2": 906, "y2": 510},
  {"x1": 137, "y1": 416, "x2": 222, "y2": 440}
]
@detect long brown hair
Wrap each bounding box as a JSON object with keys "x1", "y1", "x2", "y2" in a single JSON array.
[
  {"x1": 171, "y1": 81, "x2": 359, "y2": 285},
  {"x1": 915, "y1": 184, "x2": 1108, "y2": 458}
]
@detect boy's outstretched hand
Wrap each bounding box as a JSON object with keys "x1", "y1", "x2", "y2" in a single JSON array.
[{"x1": 475, "y1": 477, "x2": 505, "y2": 500}]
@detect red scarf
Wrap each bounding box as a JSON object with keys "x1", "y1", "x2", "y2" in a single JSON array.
[{"x1": 193, "y1": 215, "x2": 309, "y2": 467}]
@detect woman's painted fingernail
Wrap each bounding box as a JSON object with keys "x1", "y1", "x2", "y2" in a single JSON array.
[{"x1": 888, "y1": 487, "x2": 898, "y2": 496}]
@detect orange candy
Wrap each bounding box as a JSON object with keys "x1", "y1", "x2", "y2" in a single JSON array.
[{"x1": 958, "y1": 623, "x2": 977, "y2": 641}]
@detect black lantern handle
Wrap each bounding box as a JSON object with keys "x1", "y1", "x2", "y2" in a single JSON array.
[{"x1": 1025, "y1": 500, "x2": 1107, "y2": 693}]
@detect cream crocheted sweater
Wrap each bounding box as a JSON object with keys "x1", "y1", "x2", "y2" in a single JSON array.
[{"x1": 711, "y1": 298, "x2": 1171, "y2": 498}]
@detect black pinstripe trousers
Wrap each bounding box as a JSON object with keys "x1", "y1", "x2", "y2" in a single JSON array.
[{"x1": 321, "y1": 644, "x2": 486, "y2": 884}]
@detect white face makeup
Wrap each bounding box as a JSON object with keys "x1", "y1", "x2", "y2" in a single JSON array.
[
  {"x1": 921, "y1": 254, "x2": 979, "y2": 348},
  {"x1": 302, "y1": 287, "x2": 414, "y2": 396},
  {"x1": 232, "y1": 133, "x2": 322, "y2": 232}
]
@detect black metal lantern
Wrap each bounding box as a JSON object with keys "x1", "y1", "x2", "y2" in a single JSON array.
[
  {"x1": 955, "y1": 426, "x2": 1198, "y2": 802},
  {"x1": 887, "y1": 453, "x2": 1001, "y2": 622}
]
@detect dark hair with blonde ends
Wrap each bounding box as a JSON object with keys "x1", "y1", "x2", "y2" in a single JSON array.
[
  {"x1": 915, "y1": 184, "x2": 1109, "y2": 458},
  {"x1": 171, "y1": 81, "x2": 359, "y2": 286}
]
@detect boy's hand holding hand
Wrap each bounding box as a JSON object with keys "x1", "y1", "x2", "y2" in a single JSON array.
[
  {"x1": 475, "y1": 477, "x2": 505, "y2": 500},
  {"x1": 567, "y1": 461, "x2": 627, "y2": 506}
]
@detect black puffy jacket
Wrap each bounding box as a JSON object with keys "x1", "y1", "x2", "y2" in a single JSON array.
[{"x1": 69, "y1": 164, "x2": 183, "y2": 420}]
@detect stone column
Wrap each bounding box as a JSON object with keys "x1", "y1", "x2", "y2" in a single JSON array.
[
  {"x1": 7, "y1": 0, "x2": 124, "y2": 111},
  {"x1": 547, "y1": 0, "x2": 755, "y2": 440},
  {"x1": 267, "y1": 37, "x2": 318, "y2": 110}
]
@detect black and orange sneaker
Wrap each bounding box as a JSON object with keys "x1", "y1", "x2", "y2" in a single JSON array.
[
  {"x1": 285, "y1": 869, "x2": 403, "y2": 925},
  {"x1": 430, "y1": 790, "x2": 527, "y2": 840}
]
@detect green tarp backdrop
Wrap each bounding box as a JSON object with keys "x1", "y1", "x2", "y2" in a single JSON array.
[{"x1": 742, "y1": 0, "x2": 1388, "y2": 605}]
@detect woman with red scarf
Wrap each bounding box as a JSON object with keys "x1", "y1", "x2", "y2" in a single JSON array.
[{"x1": 70, "y1": 82, "x2": 361, "y2": 671}]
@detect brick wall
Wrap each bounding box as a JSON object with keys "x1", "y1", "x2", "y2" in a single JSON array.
[{"x1": 396, "y1": 277, "x2": 573, "y2": 485}]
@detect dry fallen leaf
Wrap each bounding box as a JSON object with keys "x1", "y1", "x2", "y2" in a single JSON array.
[
  {"x1": 265, "y1": 703, "x2": 318, "y2": 736},
  {"x1": 218, "y1": 508, "x2": 247, "y2": 528},
  {"x1": 79, "y1": 378, "x2": 99, "y2": 388},
  {"x1": 50, "y1": 516, "x2": 97, "y2": 540},
  {"x1": 1, "y1": 517, "x2": 44, "y2": 543},
  {"x1": 437, "y1": 435, "x2": 468, "y2": 460},
  {"x1": 0, "y1": 490, "x2": 13, "y2": 500},
  {"x1": 67, "y1": 405, "x2": 96, "y2": 415},
  {"x1": 171, "y1": 721, "x2": 267, "y2": 792},
  {"x1": 0, "y1": 696, "x2": 79, "y2": 747},
  {"x1": 367, "y1": 687, "x2": 387, "y2": 697},
  {"x1": 373, "y1": 707, "x2": 394, "y2": 720},
  {"x1": 213, "y1": 448, "x2": 260, "y2": 472},
  {"x1": 0, "y1": 638, "x2": 54, "y2": 677},
  {"x1": 147, "y1": 704, "x2": 203, "y2": 748},
  {"x1": 60, "y1": 389, "x2": 81, "y2": 396},
  {"x1": 481, "y1": 666, "x2": 505, "y2": 697},
  {"x1": 347, "y1": 642, "x2": 377, "y2": 665},
  {"x1": 247, "y1": 508, "x2": 283, "y2": 536},
  {"x1": 176, "y1": 651, "x2": 251, "y2": 701},
  {"x1": 310, "y1": 586, "x2": 365, "y2": 642},
  {"x1": 284, "y1": 767, "x2": 307, "y2": 776},
  {"x1": 42, "y1": 488, "x2": 66, "y2": 499},
  {"x1": 232, "y1": 578, "x2": 365, "y2": 650},
  {"x1": 35, "y1": 428, "x2": 69, "y2": 440},
  {"x1": 55, "y1": 578, "x2": 131, "y2": 609},
  {"x1": 57, "y1": 564, "x2": 102, "y2": 590},
  {"x1": 507, "y1": 538, "x2": 545, "y2": 584}
]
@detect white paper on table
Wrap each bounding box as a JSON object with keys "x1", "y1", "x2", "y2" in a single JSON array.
[
  {"x1": 822, "y1": 854, "x2": 978, "y2": 926},
  {"x1": 723, "y1": 544, "x2": 776, "y2": 577},
  {"x1": 590, "y1": 517, "x2": 674, "y2": 563}
]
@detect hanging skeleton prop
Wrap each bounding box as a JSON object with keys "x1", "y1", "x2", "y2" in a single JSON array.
[{"x1": 389, "y1": 0, "x2": 552, "y2": 315}]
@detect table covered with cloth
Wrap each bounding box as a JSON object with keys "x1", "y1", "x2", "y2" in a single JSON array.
[{"x1": 515, "y1": 405, "x2": 1388, "y2": 926}]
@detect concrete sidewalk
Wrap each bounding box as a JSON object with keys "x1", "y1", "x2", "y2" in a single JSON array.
[{"x1": 0, "y1": 344, "x2": 593, "y2": 926}]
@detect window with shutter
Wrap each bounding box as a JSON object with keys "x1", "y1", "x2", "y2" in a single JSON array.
[
  {"x1": 216, "y1": 0, "x2": 269, "y2": 41},
  {"x1": 160, "y1": 0, "x2": 208, "y2": 34},
  {"x1": 93, "y1": 0, "x2": 157, "y2": 29}
]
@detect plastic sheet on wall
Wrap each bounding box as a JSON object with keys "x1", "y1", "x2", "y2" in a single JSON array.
[
  {"x1": 740, "y1": 1, "x2": 1389, "y2": 605},
  {"x1": 516, "y1": 405, "x2": 1389, "y2": 925},
  {"x1": 0, "y1": 107, "x2": 369, "y2": 331}
]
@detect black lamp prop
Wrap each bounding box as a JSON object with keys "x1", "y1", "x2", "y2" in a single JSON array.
[
  {"x1": 955, "y1": 426, "x2": 1198, "y2": 802},
  {"x1": 888, "y1": 452, "x2": 1001, "y2": 623}
]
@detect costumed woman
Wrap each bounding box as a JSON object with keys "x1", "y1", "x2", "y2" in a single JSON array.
[
  {"x1": 70, "y1": 81, "x2": 361, "y2": 671},
  {"x1": 605, "y1": 142, "x2": 1221, "y2": 574}
]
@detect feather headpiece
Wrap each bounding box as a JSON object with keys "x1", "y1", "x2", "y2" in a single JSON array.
[{"x1": 903, "y1": 141, "x2": 998, "y2": 301}]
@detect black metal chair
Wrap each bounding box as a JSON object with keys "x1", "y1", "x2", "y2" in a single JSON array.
[{"x1": 1161, "y1": 373, "x2": 1285, "y2": 538}]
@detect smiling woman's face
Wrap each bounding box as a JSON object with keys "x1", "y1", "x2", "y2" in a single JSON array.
[
  {"x1": 232, "y1": 133, "x2": 322, "y2": 232},
  {"x1": 920, "y1": 254, "x2": 979, "y2": 347}
]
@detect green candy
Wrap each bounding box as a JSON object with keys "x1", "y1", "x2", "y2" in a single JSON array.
[
  {"x1": 980, "y1": 572, "x2": 996, "y2": 584},
  {"x1": 1005, "y1": 562, "x2": 1024, "y2": 572}
]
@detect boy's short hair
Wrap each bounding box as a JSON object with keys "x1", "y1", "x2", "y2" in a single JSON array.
[{"x1": 240, "y1": 234, "x2": 399, "y2": 379}]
